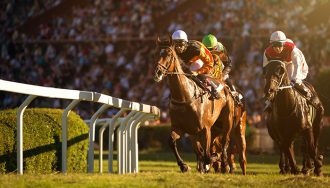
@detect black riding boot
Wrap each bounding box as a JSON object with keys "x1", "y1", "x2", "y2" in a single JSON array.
[
  {"x1": 225, "y1": 79, "x2": 241, "y2": 105},
  {"x1": 293, "y1": 83, "x2": 311, "y2": 99},
  {"x1": 209, "y1": 81, "x2": 221, "y2": 99}
]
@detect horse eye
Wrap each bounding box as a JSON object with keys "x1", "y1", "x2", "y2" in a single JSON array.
[
  {"x1": 160, "y1": 50, "x2": 166, "y2": 56},
  {"x1": 278, "y1": 67, "x2": 285, "y2": 75}
]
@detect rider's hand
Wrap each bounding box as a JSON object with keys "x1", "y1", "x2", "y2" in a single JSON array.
[
  {"x1": 223, "y1": 74, "x2": 229, "y2": 80},
  {"x1": 191, "y1": 71, "x2": 198, "y2": 76},
  {"x1": 290, "y1": 80, "x2": 295, "y2": 87}
]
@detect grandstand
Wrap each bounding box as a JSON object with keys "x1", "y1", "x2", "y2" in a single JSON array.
[{"x1": 1, "y1": 0, "x2": 330, "y2": 126}]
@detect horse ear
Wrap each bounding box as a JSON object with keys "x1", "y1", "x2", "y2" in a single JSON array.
[
  {"x1": 168, "y1": 33, "x2": 172, "y2": 45},
  {"x1": 156, "y1": 36, "x2": 161, "y2": 45}
]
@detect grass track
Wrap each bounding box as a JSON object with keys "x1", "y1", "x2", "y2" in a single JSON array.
[{"x1": 1, "y1": 152, "x2": 330, "y2": 188}]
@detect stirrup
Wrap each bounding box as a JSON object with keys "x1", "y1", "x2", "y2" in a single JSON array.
[
  {"x1": 212, "y1": 91, "x2": 221, "y2": 99},
  {"x1": 235, "y1": 96, "x2": 243, "y2": 106},
  {"x1": 231, "y1": 91, "x2": 242, "y2": 105},
  {"x1": 210, "y1": 89, "x2": 220, "y2": 100}
]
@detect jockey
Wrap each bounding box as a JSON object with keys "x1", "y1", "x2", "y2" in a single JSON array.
[
  {"x1": 171, "y1": 30, "x2": 220, "y2": 99},
  {"x1": 263, "y1": 31, "x2": 318, "y2": 110},
  {"x1": 202, "y1": 34, "x2": 242, "y2": 104}
]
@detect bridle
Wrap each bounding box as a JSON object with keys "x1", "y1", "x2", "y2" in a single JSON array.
[
  {"x1": 154, "y1": 45, "x2": 206, "y2": 104},
  {"x1": 155, "y1": 46, "x2": 191, "y2": 77},
  {"x1": 268, "y1": 60, "x2": 292, "y2": 94}
]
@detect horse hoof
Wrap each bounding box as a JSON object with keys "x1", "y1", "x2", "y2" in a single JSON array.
[
  {"x1": 302, "y1": 168, "x2": 311, "y2": 176},
  {"x1": 180, "y1": 164, "x2": 191, "y2": 173},
  {"x1": 210, "y1": 153, "x2": 219, "y2": 163},
  {"x1": 291, "y1": 166, "x2": 300, "y2": 175},
  {"x1": 314, "y1": 169, "x2": 323, "y2": 177},
  {"x1": 205, "y1": 164, "x2": 210, "y2": 173},
  {"x1": 229, "y1": 168, "x2": 234, "y2": 174},
  {"x1": 221, "y1": 165, "x2": 230, "y2": 173}
]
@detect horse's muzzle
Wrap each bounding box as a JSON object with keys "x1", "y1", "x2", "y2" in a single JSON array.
[
  {"x1": 154, "y1": 68, "x2": 165, "y2": 82},
  {"x1": 153, "y1": 73, "x2": 163, "y2": 82}
]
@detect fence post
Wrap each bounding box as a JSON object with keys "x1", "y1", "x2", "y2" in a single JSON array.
[
  {"x1": 88, "y1": 104, "x2": 111, "y2": 173},
  {"x1": 17, "y1": 95, "x2": 37, "y2": 175},
  {"x1": 61, "y1": 99, "x2": 81, "y2": 174}
]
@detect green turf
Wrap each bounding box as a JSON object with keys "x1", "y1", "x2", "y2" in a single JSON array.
[{"x1": 0, "y1": 152, "x2": 329, "y2": 188}]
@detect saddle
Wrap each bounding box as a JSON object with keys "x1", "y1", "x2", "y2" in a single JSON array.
[{"x1": 189, "y1": 74, "x2": 224, "y2": 100}]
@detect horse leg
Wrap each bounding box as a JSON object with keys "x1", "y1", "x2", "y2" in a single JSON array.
[
  {"x1": 169, "y1": 130, "x2": 191, "y2": 172},
  {"x1": 278, "y1": 150, "x2": 286, "y2": 174},
  {"x1": 301, "y1": 138, "x2": 313, "y2": 175},
  {"x1": 220, "y1": 128, "x2": 232, "y2": 173},
  {"x1": 190, "y1": 136, "x2": 207, "y2": 173},
  {"x1": 312, "y1": 106, "x2": 324, "y2": 176},
  {"x1": 283, "y1": 142, "x2": 300, "y2": 174},
  {"x1": 303, "y1": 128, "x2": 323, "y2": 176},
  {"x1": 197, "y1": 128, "x2": 212, "y2": 173},
  {"x1": 204, "y1": 127, "x2": 212, "y2": 169},
  {"x1": 219, "y1": 105, "x2": 234, "y2": 173},
  {"x1": 233, "y1": 117, "x2": 247, "y2": 175},
  {"x1": 227, "y1": 141, "x2": 235, "y2": 174},
  {"x1": 284, "y1": 155, "x2": 291, "y2": 173},
  {"x1": 210, "y1": 134, "x2": 222, "y2": 173}
]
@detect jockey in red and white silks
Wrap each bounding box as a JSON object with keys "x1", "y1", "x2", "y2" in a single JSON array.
[{"x1": 263, "y1": 32, "x2": 308, "y2": 85}]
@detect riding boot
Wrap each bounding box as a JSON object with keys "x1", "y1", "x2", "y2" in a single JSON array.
[
  {"x1": 209, "y1": 81, "x2": 221, "y2": 99},
  {"x1": 198, "y1": 74, "x2": 220, "y2": 100},
  {"x1": 226, "y1": 79, "x2": 241, "y2": 105},
  {"x1": 293, "y1": 83, "x2": 311, "y2": 99}
]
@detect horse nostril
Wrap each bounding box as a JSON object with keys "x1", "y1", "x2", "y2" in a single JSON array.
[{"x1": 268, "y1": 89, "x2": 274, "y2": 94}]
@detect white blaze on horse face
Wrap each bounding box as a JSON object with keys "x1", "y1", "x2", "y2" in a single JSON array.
[
  {"x1": 190, "y1": 59, "x2": 204, "y2": 71},
  {"x1": 158, "y1": 74, "x2": 163, "y2": 81}
]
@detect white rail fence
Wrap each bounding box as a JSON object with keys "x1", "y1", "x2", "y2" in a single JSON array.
[{"x1": 0, "y1": 79, "x2": 160, "y2": 175}]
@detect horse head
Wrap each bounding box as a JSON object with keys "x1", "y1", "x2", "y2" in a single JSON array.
[
  {"x1": 153, "y1": 36, "x2": 180, "y2": 82},
  {"x1": 263, "y1": 60, "x2": 291, "y2": 101}
]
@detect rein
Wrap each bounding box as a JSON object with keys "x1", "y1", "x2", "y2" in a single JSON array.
[
  {"x1": 158, "y1": 46, "x2": 206, "y2": 105},
  {"x1": 269, "y1": 63, "x2": 297, "y2": 118},
  {"x1": 272, "y1": 72, "x2": 292, "y2": 92}
]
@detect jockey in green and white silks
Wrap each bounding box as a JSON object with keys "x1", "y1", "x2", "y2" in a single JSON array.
[{"x1": 202, "y1": 34, "x2": 242, "y2": 104}]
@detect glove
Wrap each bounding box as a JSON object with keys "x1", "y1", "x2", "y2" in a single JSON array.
[
  {"x1": 191, "y1": 71, "x2": 198, "y2": 76},
  {"x1": 223, "y1": 74, "x2": 229, "y2": 80},
  {"x1": 290, "y1": 80, "x2": 295, "y2": 87}
]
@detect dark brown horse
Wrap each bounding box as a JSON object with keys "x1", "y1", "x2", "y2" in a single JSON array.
[
  {"x1": 153, "y1": 37, "x2": 234, "y2": 173},
  {"x1": 263, "y1": 60, "x2": 324, "y2": 176},
  {"x1": 211, "y1": 90, "x2": 247, "y2": 175}
]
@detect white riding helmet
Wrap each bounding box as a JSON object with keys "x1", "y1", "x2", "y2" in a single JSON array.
[
  {"x1": 172, "y1": 30, "x2": 188, "y2": 42},
  {"x1": 286, "y1": 38, "x2": 294, "y2": 43},
  {"x1": 270, "y1": 31, "x2": 286, "y2": 43}
]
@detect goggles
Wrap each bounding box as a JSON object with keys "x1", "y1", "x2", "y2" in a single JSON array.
[
  {"x1": 271, "y1": 41, "x2": 284, "y2": 47},
  {"x1": 174, "y1": 40, "x2": 187, "y2": 47}
]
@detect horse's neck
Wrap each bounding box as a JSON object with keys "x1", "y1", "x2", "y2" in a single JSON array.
[
  {"x1": 167, "y1": 64, "x2": 195, "y2": 102},
  {"x1": 274, "y1": 80, "x2": 297, "y2": 114}
]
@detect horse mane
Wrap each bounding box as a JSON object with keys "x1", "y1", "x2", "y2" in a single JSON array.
[{"x1": 266, "y1": 60, "x2": 290, "y2": 85}]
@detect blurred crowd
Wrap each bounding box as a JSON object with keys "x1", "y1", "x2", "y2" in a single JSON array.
[
  {"x1": 1, "y1": 0, "x2": 330, "y2": 126},
  {"x1": 0, "y1": 0, "x2": 62, "y2": 34}
]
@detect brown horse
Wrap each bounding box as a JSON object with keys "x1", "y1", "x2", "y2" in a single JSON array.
[
  {"x1": 263, "y1": 60, "x2": 324, "y2": 176},
  {"x1": 211, "y1": 89, "x2": 247, "y2": 175},
  {"x1": 153, "y1": 37, "x2": 234, "y2": 173}
]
